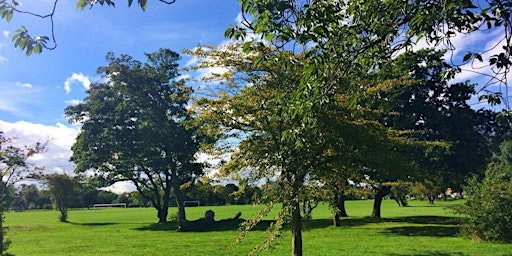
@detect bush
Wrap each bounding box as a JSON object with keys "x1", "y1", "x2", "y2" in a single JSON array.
[{"x1": 454, "y1": 141, "x2": 512, "y2": 242}]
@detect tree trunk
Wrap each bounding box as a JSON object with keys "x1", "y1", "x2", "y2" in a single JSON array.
[
  {"x1": 176, "y1": 196, "x2": 187, "y2": 222},
  {"x1": 0, "y1": 210, "x2": 4, "y2": 254},
  {"x1": 399, "y1": 197, "x2": 408, "y2": 207},
  {"x1": 372, "y1": 186, "x2": 391, "y2": 218},
  {"x1": 333, "y1": 191, "x2": 348, "y2": 227},
  {"x1": 291, "y1": 200, "x2": 303, "y2": 256},
  {"x1": 157, "y1": 207, "x2": 168, "y2": 223},
  {"x1": 338, "y1": 192, "x2": 348, "y2": 217},
  {"x1": 59, "y1": 207, "x2": 68, "y2": 222}
]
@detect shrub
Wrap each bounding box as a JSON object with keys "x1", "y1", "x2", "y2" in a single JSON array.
[{"x1": 454, "y1": 141, "x2": 512, "y2": 242}]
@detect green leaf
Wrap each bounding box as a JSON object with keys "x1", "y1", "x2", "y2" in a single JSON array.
[
  {"x1": 5, "y1": 8, "x2": 12, "y2": 22},
  {"x1": 463, "y1": 52, "x2": 472, "y2": 62},
  {"x1": 34, "y1": 44, "x2": 42, "y2": 54},
  {"x1": 474, "y1": 53, "x2": 483, "y2": 62},
  {"x1": 138, "y1": 0, "x2": 147, "y2": 10}
]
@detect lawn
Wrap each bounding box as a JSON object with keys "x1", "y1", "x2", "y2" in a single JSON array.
[{"x1": 4, "y1": 199, "x2": 512, "y2": 255}]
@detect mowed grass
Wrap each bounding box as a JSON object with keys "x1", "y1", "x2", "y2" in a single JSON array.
[{"x1": 4, "y1": 200, "x2": 512, "y2": 255}]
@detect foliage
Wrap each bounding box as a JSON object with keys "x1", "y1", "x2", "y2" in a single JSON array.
[
  {"x1": 66, "y1": 48, "x2": 203, "y2": 223},
  {"x1": 372, "y1": 49, "x2": 502, "y2": 191},
  {"x1": 0, "y1": 132, "x2": 46, "y2": 254},
  {"x1": 454, "y1": 140, "x2": 512, "y2": 242},
  {"x1": 187, "y1": 38, "x2": 420, "y2": 254},
  {"x1": 231, "y1": 0, "x2": 512, "y2": 109},
  {"x1": 412, "y1": 180, "x2": 441, "y2": 204},
  {"x1": 46, "y1": 174, "x2": 76, "y2": 222}
]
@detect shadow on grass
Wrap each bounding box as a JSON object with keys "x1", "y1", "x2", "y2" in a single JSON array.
[
  {"x1": 384, "y1": 225, "x2": 459, "y2": 237},
  {"x1": 387, "y1": 251, "x2": 467, "y2": 256},
  {"x1": 391, "y1": 216, "x2": 460, "y2": 225},
  {"x1": 66, "y1": 221, "x2": 120, "y2": 226},
  {"x1": 134, "y1": 219, "x2": 275, "y2": 232},
  {"x1": 338, "y1": 215, "x2": 460, "y2": 228},
  {"x1": 302, "y1": 218, "x2": 335, "y2": 230},
  {"x1": 134, "y1": 221, "x2": 178, "y2": 231}
]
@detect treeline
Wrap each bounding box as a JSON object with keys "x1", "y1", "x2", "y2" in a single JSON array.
[
  {"x1": 4, "y1": 177, "x2": 453, "y2": 212},
  {"x1": 2, "y1": 180, "x2": 264, "y2": 210}
]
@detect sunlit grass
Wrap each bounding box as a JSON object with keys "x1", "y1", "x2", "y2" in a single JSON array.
[{"x1": 4, "y1": 199, "x2": 512, "y2": 255}]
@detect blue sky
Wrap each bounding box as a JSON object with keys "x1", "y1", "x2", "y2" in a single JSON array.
[
  {"x1": 0, "y1": 1, "x2": 508, "y2": 192},
  {"x1": 0, "y1": 0, "x2": 240, "y2": 192}
]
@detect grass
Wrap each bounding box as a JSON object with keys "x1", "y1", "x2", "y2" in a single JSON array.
[{"x1": 4, "y1": 199, "x2": 512, "y2": 255}]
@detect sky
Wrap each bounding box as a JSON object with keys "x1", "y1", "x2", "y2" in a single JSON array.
[
  {"x1": 0, "y1": 1, "x2": 509, "y2": 193},
  {"x1": 0, "y1": 0, "x2": 241, "y2": 192}
]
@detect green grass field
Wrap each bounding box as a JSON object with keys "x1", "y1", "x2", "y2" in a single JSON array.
[{"x1": 4, "y1": 199, "x2": 512, "y2": 255}]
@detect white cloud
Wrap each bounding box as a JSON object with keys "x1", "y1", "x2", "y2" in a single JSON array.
[
  {"x1": 64, "y1": 73, "x2": 91, "y2": 94},
  {"x1": 0, "y1": 120, "x2": 79, "y2": 176},
  {"x1": 16, "y1": 82, "x2": 32, "y2": 88},
  {"x1": 2, "y1": 31, "x2": 8, "y2": 38},
  {"x1": 0, "y1": 56, "x2": 7, "y2": 64},
  {"x1": 103, "y1": 181, "x2": 136, "y2": 194},
  {"x1": 65, "y1": 99, "x2": 81, "y2": 106}
]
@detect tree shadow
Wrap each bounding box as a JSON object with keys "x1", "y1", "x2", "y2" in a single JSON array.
[
  {"x1": 383, "y1": 225, "x2": 460, "y2": 237},
  {"x1": 387, "y1": 251, "x2": 467, "y2": 256},
  {"x1": 302, "y1": 218, "x2": 336, "y2": 230},
  {"x1": 336, "y1": 215, "x2": 460, "y2": 228},
  {"x1": 134, "y1": 221, "x2": 178, "y2": 231},
  {"x1": 134, "y1": 219, "x2": 275, "y2": 232},
  {"x1": 338, "y1": 216, "x2": 385, "y2": 227},
  {"x1": 67, "y1": 221, "x2": 120, "y2": 226},
  {"x1": 390, "y1": 216, "x2": 460, "y2": 225}
]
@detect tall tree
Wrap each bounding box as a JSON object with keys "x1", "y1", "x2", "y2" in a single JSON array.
[
  {"x1": 0, "y1": 132, "x2": 46, "y2": 254},
  {"x1": 188, "y1": 43, "x2": 417, "y2": 255},
  {"x1": 373, "y1": 49, "x2": 502, "y2": 191},
  {"x1": 46, "y1": 174, "x2": 76, "y2": 222},
  {"x1": 66, "y1": 48, "x2": 203, "y2": 223}
]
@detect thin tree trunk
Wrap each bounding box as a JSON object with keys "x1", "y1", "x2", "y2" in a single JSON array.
[
  {"x1": 291, "y1": 200, "x2": 303, "y2": 256},
  {"x1": 338, "y1": 192, "x2": 348, "y2": 217},
  {"x1": 0, "y1": 210, "x2": 4, "y2": 253},
  {"x1": 333, "y1": 191, "x2": 348, "y2": 227},
  {"x1": 372, "y1": 186, "x2": 391, "y2": 218},
  {"x1": 176, "y1": 196, "x2": 186, "y2": 222}
]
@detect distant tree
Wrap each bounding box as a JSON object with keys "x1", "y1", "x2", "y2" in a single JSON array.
[
  {"x1": 96, "y1": 190, "x2": 118, "y2": 205},
  {"x1": 20, "y1": 184, "x2": 41, "y2": 209},
  {"x1": 66, "y1": 49, "x2": 204, "y2": 223},
  {"x1": 215, "y1": 183, "x2": 239, "y2": 205},
  {"x1": 46, "y1": 174, "x2": 76, "y2": 222},
  {"x1": 0, "y1": 132, "x2": 46, "y2": 253},
  {"x1": 412, "y1": 180, "x2": 441, "y2": 204},
  {"x1": 454, "y1": 140, "x2": 512, "y2": 242}
]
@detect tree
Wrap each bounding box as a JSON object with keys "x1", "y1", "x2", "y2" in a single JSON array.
[
  {"x1": 373, "y1": 49, "x2": 499, "y2": 192},
  {"x1": 230, "y1": 0, "x2": 512, "y2": 109},
  {"x1": 46, "y1": 174, "x2": 76, "y2": 222},
  {"x1": 66, "y1": 48, "x2": 203, "y2": 223},
  {"x1": 188, "y1": 42, "x2": 418, "y2": 255},
  {"x1": 412, "y1": 180, "x2": 441, "y2": 204},
  {"x1": 0, "y1": 132, "x2": 46, "y2": 254},
  {"x1": 454, "y1": 140, "x2": 512, "y2": 242}
]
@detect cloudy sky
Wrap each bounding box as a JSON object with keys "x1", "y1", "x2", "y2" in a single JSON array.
[
  {"x1": 0, "y1": 0, "x2": 240, "y2": 192},
  {"x1": 0, "y1": 1, "x2": 508, "y2": 193}
]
